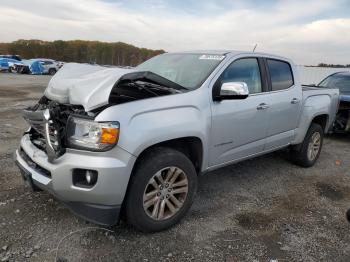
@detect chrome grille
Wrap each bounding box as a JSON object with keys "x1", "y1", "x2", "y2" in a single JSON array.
[
  {"x1": 22, "y1": 108, "x2": 61, "y2": 162},
  {"x1": 47, "y1": 120, "x2": 59, "y2": 151}
]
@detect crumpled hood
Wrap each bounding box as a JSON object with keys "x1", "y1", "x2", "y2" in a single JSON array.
[{"x1": 44, "y1": 63, "x2": 134, "y2": 111}]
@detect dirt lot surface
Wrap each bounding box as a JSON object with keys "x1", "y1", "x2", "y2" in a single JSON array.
[{"x1": 1, "y1": 73, "x2": 350, "y2": 262}]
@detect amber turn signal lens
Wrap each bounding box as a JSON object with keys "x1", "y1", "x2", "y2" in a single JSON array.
[{"x1": 100, "y1": 128, "x2": 119, "y2": 144}]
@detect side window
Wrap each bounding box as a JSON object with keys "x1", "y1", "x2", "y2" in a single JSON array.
[
  {"x1": 221, "y1": 58, "x2": 262, "y2": 94},
  {"x1": 267, "y1": 59, "x2": 294, "y2": 91}
]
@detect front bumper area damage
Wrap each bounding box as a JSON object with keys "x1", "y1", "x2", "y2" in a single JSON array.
[
  {"x1": 14, "y1": 132, "x2": 136, "y2": 225},
  {"x1": 14, "y1": 147, "x2": 121, "y2": 225}
]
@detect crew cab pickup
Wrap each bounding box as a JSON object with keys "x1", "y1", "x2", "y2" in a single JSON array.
[{"x1": 14, "y1": 51, "x2": 339, "y2": 232}]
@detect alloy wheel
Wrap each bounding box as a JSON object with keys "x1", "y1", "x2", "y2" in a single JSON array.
[
  {"x1": 143, "y1": 166, "x2": 188, "y2": 220},
  {"x1": 307, "y1": 132, "x2": 321, "y2": 161}
]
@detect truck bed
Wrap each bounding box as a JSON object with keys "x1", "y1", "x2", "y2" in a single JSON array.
[
  {"x1": 302, "y1": 85, "x2": 340, "y2": 133},
  {"x1": 302, "y1": 85, "x2": 339, "y2": 98},
  {"x1": 302, "y1": 85, "x2": 337, "y2": 92}
]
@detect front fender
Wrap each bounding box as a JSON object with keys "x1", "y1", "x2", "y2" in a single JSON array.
[
  {"x1": 95, "y1": 89, "x2": 211, "y2": 170},
  {"x1": 122, "y1": 105, "x2": 207, "y2": 156}
]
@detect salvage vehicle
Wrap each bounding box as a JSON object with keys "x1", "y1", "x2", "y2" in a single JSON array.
[
  {"x1": 0, "y1": 54, "x2": 22, "y2": 61},
  {"x1": 11, "y1": 59, "x2": 60, "y2": 75},
  {"x1": 35, "y1": 58, "x2": 60, "y2": 75},
  {"x1": 318, "y1": 72, "x2": 350, "y2": 132},
  {"x1": 14, "y1": 51, "x2": 339, "y2": 232},
  {"x1": 0, "y1": 58, "x2": 24, "y2": 72},
  {"x1": 10, "y1": 60, "x2": 31, "y2": 74}
]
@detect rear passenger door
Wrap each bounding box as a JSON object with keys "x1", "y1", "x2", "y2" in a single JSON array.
[{"x1": 263, "y1": 58, "x2": 302, "y2": 150}]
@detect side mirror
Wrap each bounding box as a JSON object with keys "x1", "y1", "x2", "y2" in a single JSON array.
[{"x1": 219, "y1": 82, "x2": 249, "y2": 100}]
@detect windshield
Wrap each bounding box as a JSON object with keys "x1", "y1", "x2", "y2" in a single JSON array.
[
  {"x1": 136, "y1": 53, "x2": 225, "y2": 89},
  {"x1": 319, "y1": 73, "x2": 350, "y2": 93}
]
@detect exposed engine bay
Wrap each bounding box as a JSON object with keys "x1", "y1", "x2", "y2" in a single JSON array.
[
  {"x1": 109, "y1": 71, "x2": 185, "y2": 105},
  {"x1": 44, "y1": 63, "x2": 186, "y2": 111},
  {"x1": 23, "y1": 69, "x2": 185, "y2": 161}
]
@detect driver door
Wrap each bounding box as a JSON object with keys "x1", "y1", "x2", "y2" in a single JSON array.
[{"x1": 209, "y1": 57, "x2": 270, "y2": 167}]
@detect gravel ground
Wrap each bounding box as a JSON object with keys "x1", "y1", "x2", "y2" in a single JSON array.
[{"x1": 1, "y1": 73, "x2": 350, "y2": 262}]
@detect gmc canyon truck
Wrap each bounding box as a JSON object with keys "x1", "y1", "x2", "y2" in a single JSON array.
[{"x1": 14, "y1": 51, "x2": 339, "y2": 232}]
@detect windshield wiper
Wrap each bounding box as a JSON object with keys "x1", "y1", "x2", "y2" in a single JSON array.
[
  {"x1": 126, "y1": 81, "x2": 160, "y2": 96},
  {"x1": 135, "y1": 81, "x2": 182, "y2": 94},
  {"x1": 119, "y1": 71, "x2": 188, "y2": 92}
]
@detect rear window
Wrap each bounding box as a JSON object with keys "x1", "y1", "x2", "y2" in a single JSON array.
[{"x1": 267, "y1": 59, "x2": 294, "y2": 91}]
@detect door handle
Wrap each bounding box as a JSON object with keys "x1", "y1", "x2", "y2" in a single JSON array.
[
  {"x1": 257, "y1": 103, "x2": 269, "y2": 110},
  {"x1": 291, "y1": 98, "x2": 300, "y2": 104}
]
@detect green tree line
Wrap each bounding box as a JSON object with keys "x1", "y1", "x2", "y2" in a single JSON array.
[
  {"x1": 0, "y1": 40, "x2": 165, "y2": 66},
  {"x1": 317, "y1": 63, "x2": 350, "y2": 68}
]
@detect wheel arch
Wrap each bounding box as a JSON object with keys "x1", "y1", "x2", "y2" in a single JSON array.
[
  {"x1": 133, "y1": 136, "x2": 204, "y2": 175},
  {"x1": 311, "y1": 114, "x2": 329, "y2": 132},
  {"x1": 120, "y1": 136, "x2": 203, "y2": 220},
  {"x1": 292, "y1": 113, "x2": 329, "y2": 148}
]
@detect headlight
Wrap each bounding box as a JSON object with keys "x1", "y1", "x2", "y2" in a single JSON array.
[{"x1": 66, "y1": 117, "x2": 120, "y2": 151}]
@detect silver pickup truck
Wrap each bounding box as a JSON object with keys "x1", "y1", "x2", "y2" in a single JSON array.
[{"x1": 14, "y1": 51, "x2": 339, "y2": 232}]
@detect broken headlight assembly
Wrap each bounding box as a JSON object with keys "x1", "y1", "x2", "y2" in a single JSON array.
[{"x1": 66, "y1": 117, "x2": 120, "y2": 151}]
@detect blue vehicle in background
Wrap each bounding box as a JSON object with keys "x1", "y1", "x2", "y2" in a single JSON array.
[
  {"x1": 0, "y1": 58, "x2": 25, "y2": 72},
  {"x1": 7, "y1": 58, "x2": 60, "y2": 75},
  {"x1": 0, "y1": 55, "x2": 21, "y2": 61},
  {"x1": 31, "y1": 59, "x2": 60, "y2": 75},
  {"x1": 318, "y1": 72, "x2": 350, "y2": 133}
]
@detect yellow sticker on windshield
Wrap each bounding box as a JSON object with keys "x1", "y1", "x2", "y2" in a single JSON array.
[{"x1": 199, "y1": 55, "x2": 225, "y2": 60}]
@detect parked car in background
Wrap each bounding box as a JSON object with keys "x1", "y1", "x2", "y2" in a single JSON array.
[
  {"x1": 9, "y1": 60, "x2": 30, "y2": 73},
  {"x1": 0, "y1": 54, "x2": 22, "y2": 61},
  {"x1": 0, "y1": 58, "x2": 24, "y2": 72},
  {"x1": 9, "y1": 59, "x2": 61, "y2": 75},
  {"x1": 34, "y1": 59, "x2": 60, "y2": 75},
  {"x1": 15, "y1": 51, "x2": 339, "y2": 232},
  {"x1": 57, "y1": 61, "x2": 65, "y2": 69},
  {"x1": 318, "y1": 72, "x2": 350, "y2": 133}
]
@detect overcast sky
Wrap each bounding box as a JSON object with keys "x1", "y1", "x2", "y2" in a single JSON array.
[{"x1": 0, "y1": 0, "x2": 349, "y2": 65}]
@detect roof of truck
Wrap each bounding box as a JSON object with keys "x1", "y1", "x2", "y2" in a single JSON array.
[{"x1": 168, "y1": 50, "x2": 292, "y2": 62}]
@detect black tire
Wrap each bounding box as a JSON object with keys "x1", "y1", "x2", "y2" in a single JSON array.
[
  {"x1": 125, "y1": 147, "x2": 197, "y2": 232},
  {"x1": 48, "y1": 68, "x2": 56, "y2": 75},
  {"x1": 346, "y1": 209, "x2": 350, "y2": 223},
  {"x1": 290, "y1": 123, "x2": 324, "y2": 167}
]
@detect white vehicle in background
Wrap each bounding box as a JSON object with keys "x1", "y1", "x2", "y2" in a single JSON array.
[
  {"x1": 34, "y1": 59, "x2": 60, "y2": 75},
  {"x1": 57, "y1": 61, "x2": 65, "y2": 69}
]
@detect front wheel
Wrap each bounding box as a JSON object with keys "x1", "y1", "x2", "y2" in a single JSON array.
[
  {"x1": 290, "y1": 123, "x2": 324, "y2": 167},
  {"x1": 125, "y1": 147, "x2": 197, "y2": 232},
  {"x1": 48, "y1": 68, "x2": 56, "y2": 75}
]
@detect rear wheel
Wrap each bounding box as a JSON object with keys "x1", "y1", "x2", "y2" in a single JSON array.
[
  {"x1": 290, "y1": 123, "x2": 324, "y2": 167},
  {"x1": 125, "y1": 147, "x2": 197, "y2": 232}
]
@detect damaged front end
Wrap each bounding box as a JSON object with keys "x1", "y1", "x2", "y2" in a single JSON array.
[
  {"x1": 23, "y1": 70, "x2": 186, "y2": 162},
  {"x1": 22, "y1": 96, "x2": 90, "y2": 162}
]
